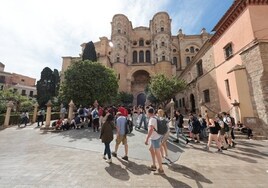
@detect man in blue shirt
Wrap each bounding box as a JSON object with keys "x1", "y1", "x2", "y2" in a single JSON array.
[{"x1": 112, "y1": 112, "x2": 128, "y2": 161}]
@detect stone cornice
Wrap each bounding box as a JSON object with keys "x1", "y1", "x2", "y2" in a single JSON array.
[{"x1": 210, "y1": 0, "x2": 268, "y2": 44}]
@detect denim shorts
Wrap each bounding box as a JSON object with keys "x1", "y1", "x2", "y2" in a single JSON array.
[{"x1": 150, "y1": 137, "x2": 162, "y2": 149}]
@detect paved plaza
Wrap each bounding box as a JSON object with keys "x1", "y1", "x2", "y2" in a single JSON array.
[{"x1": 0, "y1": 124, "x2": 268, "y2": 188}]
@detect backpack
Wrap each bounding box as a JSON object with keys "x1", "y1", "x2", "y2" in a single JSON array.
[
  {"x1": 214, "y1": 121, "x2": 221, "y2": 132},
  {"x1": 179, "y1": 114, "x2": 184, "y2": 127},
  {"x1": 153, "y1": 117, "x2": 168, "y2": 135},
  {"x1": 230, "y1": 116, "x2": 235, "y2": 127},
  {"x1": 124, "y1": 118, "x2": 133, "y2": 135},
  {"x1": 223, "y1": 121, "x2": 229, "y2": 132}
]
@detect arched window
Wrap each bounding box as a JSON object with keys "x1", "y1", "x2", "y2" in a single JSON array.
[
  {"x1": 139, "y1": 51, "x2": 144, "y2": 63},
  {"x1": 146, "y1": 50, "x2": 151, "y2": 63},
  {"x1": 173, "y1": 57, "x2": 177, "y2": 66},
  {"x1": 186, "y1": 56, "x2": 191, "y2": 64},
  {"x1": 139, "y1": 39, "x2": 144, "y2": 46},
  {"x1": 190, "y1": 46, "x2": 195, "y2": 53},
  {"x1": 161, "y1": 42, "x2": 165, "y2": 47},
  {"x1": 133, "y1": 51, "x2": 137, "y2": 63}
]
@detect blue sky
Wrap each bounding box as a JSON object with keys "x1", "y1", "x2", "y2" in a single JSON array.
[{"x1": 0, "y1": 0, "x2": 233, "y2": 81}]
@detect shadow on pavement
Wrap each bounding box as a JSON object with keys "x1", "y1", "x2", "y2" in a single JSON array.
[
  {"x1": 167, "y1": 163, "x2": 212, "y2": 185},
  {"x1": 156, "y1": 174, "x2": 192, "y2": 188},
  {"x1": 58, "y1": 128, "x2": 100, "y2": 141},
  {"x1": 117, "y1": 157, "x2": 150, "y2": 175},
  {"x1": 105, "y1": 163, "x2": 130, "y2": 181},
  {"x1": 221, "y1": 152, "x2": 257, "y2": 163}
]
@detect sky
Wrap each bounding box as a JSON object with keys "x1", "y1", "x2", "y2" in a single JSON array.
[{"x1": 0, "y1": 0, "x2": 234, "y2": 82}]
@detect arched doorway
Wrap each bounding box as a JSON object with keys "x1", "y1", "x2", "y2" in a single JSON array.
[
  {"x1": 190, "y1": 94, "x2": 196, "y2": 113},
  {"x1": 131, "y1": 70, "x2": 150, "y2": 105},
  {"x1": 137, "y1": 93, "x2": 146, "y2": 107}
]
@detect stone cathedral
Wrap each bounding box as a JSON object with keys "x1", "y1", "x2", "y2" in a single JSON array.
[{"x1": 61, "y1": 12, "x2": 211, "y2": 106}]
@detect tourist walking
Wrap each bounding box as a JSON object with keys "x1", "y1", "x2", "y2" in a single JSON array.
[
  {"x1": 100, "y1": 114, "x2": 114, "y2": 163},
  {"x1": 145, "y1": 108, "x2": 164, "y2": 174},
  {"x1": 112, "y1": 112, "x2": 129, "y2": 161}
]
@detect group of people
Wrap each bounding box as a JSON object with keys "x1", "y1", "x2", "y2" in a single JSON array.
[{"x1": 36, "y1": 101, "x2": 254, "y2": 175}]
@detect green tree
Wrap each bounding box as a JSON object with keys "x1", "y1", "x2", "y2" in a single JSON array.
[
  {"x1": 82, "y1": 41, "x2": 97, "y2": 61},
  {"x1": 144, "y1": 85, "x2": 159, "y2": 106},
  {"x1": 36, "y1": 67, "x2": 60, "y2": 108},
  {"x1": 118, "y1": 91, "x2": 133, "y2": 106},
  {"x1": 0, "y1": 89, "x2": 36, "y2": 114},
  {"x1": 59, "y1": 60, "x2": 118, "y2": 106},
  {"x1": 148, "y1": 74, "x2": 187, "y2": 107}
]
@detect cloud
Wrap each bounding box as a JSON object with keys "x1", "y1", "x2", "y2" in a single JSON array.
[{"x1": 0, "y1": 0, "x2": 232, "y2": 82}]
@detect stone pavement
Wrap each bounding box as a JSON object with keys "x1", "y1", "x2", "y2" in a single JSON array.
[{"x1": 0, "y1": 124, "x2": 267, "y2": 188}]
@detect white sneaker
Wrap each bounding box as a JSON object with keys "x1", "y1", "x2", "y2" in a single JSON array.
[{"x1": 106, "y1": 158, "x2": 112, "y2": 163}]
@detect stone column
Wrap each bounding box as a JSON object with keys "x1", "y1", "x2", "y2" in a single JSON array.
[
  {"x1": 32, "y1": 103, "x2": 39, "y2": 123},
  {"x1": 45, "y1": 100, "x2": 52, "y2": 128},
  {"x1": 4, "y1": 101, "x2": 14, "y2": 128},
  {"x1": 68, "y1": 100, "x2": 75, "y2": 121},
  {"x1": 170, "y1": 99, "x2": 175, "y2": 127}
]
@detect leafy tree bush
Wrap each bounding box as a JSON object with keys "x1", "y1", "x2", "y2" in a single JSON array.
[
  {"x1": 118, "y1": 91, "x2": 133, "y2": 106},
  {"x1": 36, "y1": 67, "x2": 60, "y2": 108},
  {"x1": 148, "y1": 74, "x2": 187, "y2": 107},
  {"x1": 82, "y1": 41, "x2": 97, "y2": 61},
  {"x1": 59, "y1": 60, "x2": 118, "y2": 106}
]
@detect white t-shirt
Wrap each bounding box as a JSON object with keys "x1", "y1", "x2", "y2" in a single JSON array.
[{"x1": 148, "y1": 117, "x2": 162, "y2": 140}]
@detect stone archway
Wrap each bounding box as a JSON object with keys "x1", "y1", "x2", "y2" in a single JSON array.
[
  {"x1": 131, "y1": 70, "x2": 150, "y2": 105},
  {"x1": 190, "y1": 94, "x2": 196, "y2": 113}
]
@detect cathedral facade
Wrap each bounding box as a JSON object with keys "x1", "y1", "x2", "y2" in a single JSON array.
[{"x1": 61, "y1": 12, "x2": 210, "y2": 106}]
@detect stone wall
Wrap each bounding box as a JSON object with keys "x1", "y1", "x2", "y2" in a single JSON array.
[{"x1": 240, "y1": 42, "x2": 268, "y2": 136}]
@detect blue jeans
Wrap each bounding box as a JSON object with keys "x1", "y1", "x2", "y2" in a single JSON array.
[
  {"x1": 139, "y1": 115, "x2": 148, "y2": 130},
  {"x1": 104, "y1": 142, "x2": 111, "y2": 159}
]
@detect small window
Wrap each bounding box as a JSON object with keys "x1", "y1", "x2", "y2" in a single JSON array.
[
  {"x1": 21, "y1": 90, "x2": 26, "y2": 96},
  {"x1": 224, "y1": 43, "x2": 233, "y2": 59},
  {"x1": 133, "y1": 51, "x2": 137, "y2": 63},
  {"x1": 185, "y1": 49, "x2": 189, "y2": 52},
  {"x1": 162, "y1": 56, "x2": 165, "y2": 61},
  {"x1": 21, "y1": 79, "x2": 25, "y2": 82},
  {"x1": 225, "y1": 79, "x2": 231, "y2": 98},
  {"x1": 195, "y1": 48, "x2": 199, "y2": 52},
  {"x1": 139, "y1": 39, "x2": 144, "y2": 46},
  {"x1": 161, "y1": 27, "x2": 164, "y2": 31},
  {"x1": 173, "y1": 49, "x2": 177, "y2": 53},
  {"x1": 161, "y1": 42, "x2": 165, "y2": 47},
  {"x1": 186, "y1": 56, "x2": 191, "y2": 64},
  {"x1": 182, "y1": 98, "x2": 185, "y2": 107},
  {"x1": 190, "y1": 46, "x2": 195, "y2": 53},
  {"x1": 133, "y1": 41, "x2": 137, "y2": 45},
  {"x1": 179, "y1": 99, "x2": 182, "y2": 107},
  {"x1": 203, "y1": 89, "x2": 210, "y2": 103},
  {"x1": 118, "y1": 74, "x2": 120, "y2": 80},
  {"x1": 173, "y1": 57, "x2": 177, "y2": 65},
  {"x1": 139, "y1": 51, "x2": 144, "y2": 62},
  {"x1": 146, "y1": 50, "x2": 151, "y2": 63},
  {"x1": 29, "y1": 91, "x2": 33, "y2": 97},
  {"x1": 116, "y1": 57, "x2": 120, "y2": 62},
  {"x1": 118, "y1": 29, "x2": 121, "y2": 33},
  {"x1": 197, "y1": 60, "x2": 203, "y2": 77}
]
